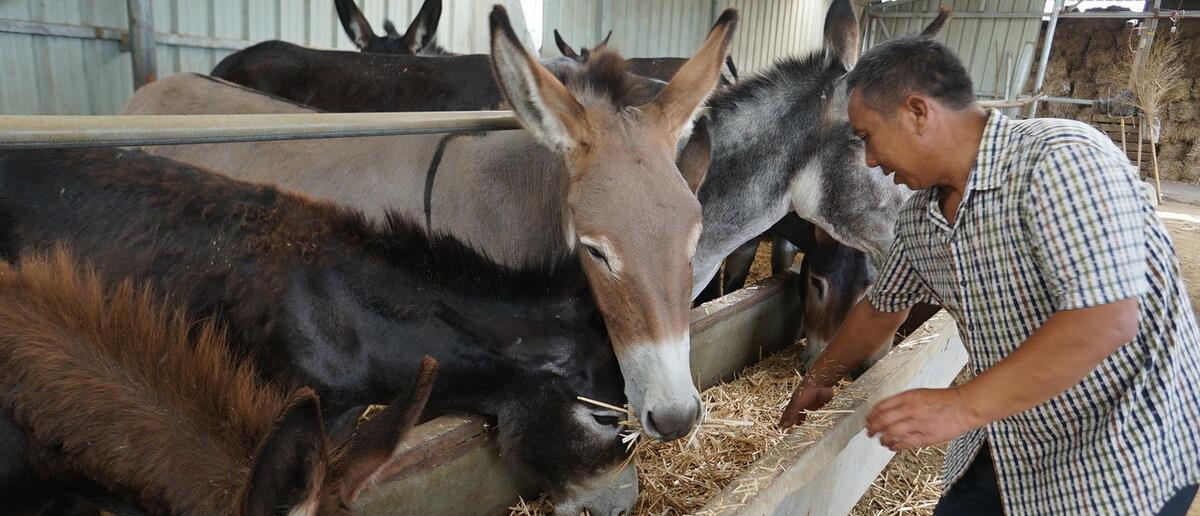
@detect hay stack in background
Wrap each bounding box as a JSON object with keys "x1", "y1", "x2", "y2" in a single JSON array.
[{"x1": 1100, "y1": 25, "x2": 1189, "y2": 202}]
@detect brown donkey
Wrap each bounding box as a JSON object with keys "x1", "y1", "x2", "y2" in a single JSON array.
[
  {"x1": 0, "y1": 249, "x2": 437, "y2": 515},
  {"x1": 126, "y1": 6, "x2": 737, "y2": 441}
]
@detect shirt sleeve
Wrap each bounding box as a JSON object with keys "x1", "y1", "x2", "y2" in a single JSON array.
[
  {"x1": 1023, "y1": 143, "x2": 1150, "y2": 311},
  {"x1": 868, "y1": 237, "x2": 934, "y2": 312}
]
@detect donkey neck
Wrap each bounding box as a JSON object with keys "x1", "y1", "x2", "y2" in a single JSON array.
[
  {"x1": 692, "y1": 59, "x2": 839, "y2": 290},
  {"x1": 279, "y1": 254, "x2": 605, "y2": 417}
]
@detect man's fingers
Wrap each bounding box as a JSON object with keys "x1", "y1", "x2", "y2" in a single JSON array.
[
  {"x1": 780, "y1": 384, "x2": 837, "y2": 429},
  {"x1": 871, "y1": 390, "x2": 918, "y2": 413},
  {"x1": 779, "y1": 388, "x2": 812, "y2": 428},
  {"x1": 865, "y1": 403, "x2": 916, "y2": 436}
]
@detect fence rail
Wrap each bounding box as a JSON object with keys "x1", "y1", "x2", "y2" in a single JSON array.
[{"x1": 0, "y1": 111, "x2": 524, "y2": 149}]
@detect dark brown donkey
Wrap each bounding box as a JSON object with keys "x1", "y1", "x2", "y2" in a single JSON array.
[
  {"x1": 127, "y1": 6, "x2": 738, "y2": 442},
  {"x1": 0, "y1": 146, "x2": 635, "y2": 514},
  {"x1": 0, "y1": 249, "x2": 437, "y2": 515},
  {"x1": 336, "y1": 0, "x2": 450, "y2": 55}
]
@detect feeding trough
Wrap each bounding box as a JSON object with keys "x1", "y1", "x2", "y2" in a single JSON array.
[{"x1": 356, "y1": 269, "x2": 966, "y2": 515}]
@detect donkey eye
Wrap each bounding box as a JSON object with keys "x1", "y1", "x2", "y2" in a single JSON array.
[{"x1": 585, "y1": 245, "x2": 609, "y2": 265}]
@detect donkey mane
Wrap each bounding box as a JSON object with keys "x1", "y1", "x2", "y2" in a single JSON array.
[
  {"x1": 559, "y1": 48, "x2": 662, "y2": 110},
  {"x1": 0, "y1": 248, "x2": 286, "y2": 514},
  {"x1": 708, "y1": 51, "x2": 843, "y2": 111},
  {"x1": 371, "y1": 212, "x2": 586, "y2": 301}
]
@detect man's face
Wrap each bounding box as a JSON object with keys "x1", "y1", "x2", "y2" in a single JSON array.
[{"x1": 848, "y1": 89, "x2": 931, "y2": 190}]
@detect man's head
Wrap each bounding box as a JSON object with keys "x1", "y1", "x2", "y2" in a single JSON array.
[{"x1": 845, "y1": 36, "x2": 980, "y2": 190}]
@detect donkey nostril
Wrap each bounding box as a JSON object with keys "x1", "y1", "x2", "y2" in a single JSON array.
[{"x1": 647, "y1": 403, "x2": 700, "y2": 441}]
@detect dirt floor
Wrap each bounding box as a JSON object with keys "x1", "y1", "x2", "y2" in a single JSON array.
[{"x1": 849, "y1": 199, "x2": 1200, "y2": 516}]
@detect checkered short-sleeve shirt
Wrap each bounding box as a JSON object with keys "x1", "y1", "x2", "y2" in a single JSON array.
[{"x1": 869, "y1": 110, "x2": 1200, "y2": 515}]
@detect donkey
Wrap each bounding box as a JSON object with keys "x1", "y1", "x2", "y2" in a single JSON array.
[
  {"x1": 0, "y1": 249, "x2": 438, "y2": 515},
  {"x1": 789, "y1": 224, "x2": 885, "y2": 373},
  {"x1": 336, "y1": 0, "x2": 451, "y2": 55},
  {"x1": 688, "y1": 0, "x2": 955, "y2": 298},
  {"x1": 126, "y1": 6, "x2": 738, "y2": 443},
  {"x1": 0, "y1": 147, "x2": 637, "y2": 515},
  {"x1": 697, "y1": 5, "x2": 955, "y2": 368},
  {"x1": 210, "y1": 41, "x2": 510, "y2": 111},
  {"x1": 553, "y1": 28, "x2": 739, "y2": 86}
]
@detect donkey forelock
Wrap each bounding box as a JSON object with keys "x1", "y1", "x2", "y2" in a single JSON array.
[{"x1": 558, "y1": 49, "x2": 664, "y2": 110}]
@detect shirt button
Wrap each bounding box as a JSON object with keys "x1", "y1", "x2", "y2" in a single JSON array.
[
  {"x1": 950, "y1": 236, "x2": 958, "y2": 244},
  {"x1": 960, "y1": 280, "x2": 967, "y2": 287}
]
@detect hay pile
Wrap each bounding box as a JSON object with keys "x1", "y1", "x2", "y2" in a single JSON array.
[
  {"x1": 849, "y1": 367, "x2": 976, "y2": 516},
  {"x1": 850, "y1": 445, "x2": 947, "y2": 516},
  {"x1": 511, "y1": 343, "x2": 859, "y2": 515}
]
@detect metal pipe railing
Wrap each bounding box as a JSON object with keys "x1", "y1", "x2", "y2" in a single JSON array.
[
  {"x1": 868, "y1": 9, "x2": 1199, "y2": 20},
  {"x1": 1028, "y1": 0, "x2": 1066, "y2": 118},
  {"x1": 0, "y1": 112, "x2": 524, "y2": 150},
  {"x1": 126, "y1": 0, "x2": 157, "y2": 89}
]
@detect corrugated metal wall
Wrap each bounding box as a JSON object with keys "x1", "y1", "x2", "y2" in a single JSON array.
[
  {"x1": 0, "y1": 1, "x2": 844, "y2": 115},
  {"x1": 863, "y1": 0, "x2": 1045, "y2": 100},
  {"x1": 0, "y1": 0, "x2": 529, "y2": 115},
  {"x1": 541, "y1": 0, "x2": 834, "y2": 75}
]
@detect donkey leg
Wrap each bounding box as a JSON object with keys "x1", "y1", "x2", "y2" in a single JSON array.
[
  {"x1": 770, "y1": 234, "x2": 799, "y2": 273},
  {"x1": 693, "y1": 271, "x2": 724, "y2": 305},
  {"x1": 722, "y1": 237, "x2": 761, "y2": 294}
]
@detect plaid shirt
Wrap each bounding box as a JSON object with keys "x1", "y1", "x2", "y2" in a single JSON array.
[{"x1": 869, "y1": 110, "x2": 1200, "y2": 515}]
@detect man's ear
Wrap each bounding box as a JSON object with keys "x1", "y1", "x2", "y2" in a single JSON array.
[{"x1": 903, "y1": 94, "x2": 929, "y2": 135}]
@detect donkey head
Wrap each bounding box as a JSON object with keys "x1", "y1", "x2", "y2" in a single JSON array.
[
  {"x1": 490, "y1": 6, "x2": 737, "y2": 441},
  {"x1": 795, "y1": 228, "x2": 886, "y2": 373},
  {"x1": 241, "y1": 357, "x2": 438, "y2": 515},
  {"x1": 335, "y1": 0, "x2": 448, "y2": 55},
  {"x1": 788, "y1": 0, "x2": 912, "y2": 267}
]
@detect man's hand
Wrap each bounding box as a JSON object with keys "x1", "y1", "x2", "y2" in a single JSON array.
[
  {"x1": 777, "y1": 300, "x2": 911, "y2": 429},
  {"x1": 779, "y1": 379, "x2": 835, "y2": 428},
  {"x1": 865, "y1": 387, "x2": 982, "y2": 451}
]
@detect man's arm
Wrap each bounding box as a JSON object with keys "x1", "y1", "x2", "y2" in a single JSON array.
[
  {"x1": 779, "y1": 298, "x2": 909, "y2": 428},
  {"x1": 866, "y1": 298, "x2": 1138, "y2": 450}
]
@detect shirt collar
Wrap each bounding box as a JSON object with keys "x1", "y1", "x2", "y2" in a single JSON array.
[{"x1": 965, "y1": 109, "x2": 1012, "y2": 192}]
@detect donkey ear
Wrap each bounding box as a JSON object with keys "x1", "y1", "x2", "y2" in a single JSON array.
[
  {"x1": 336, "y1": 356, "x2": 438, "y2": 506},
  {"x1": 553, "y1": 29, "x2": 579, "y2": 59},
  {"x1": 645, "y1": 9, "x2": 738, "y2": 140},
  {"x1": 919, "y1": 6, "x2": 952, "y2": 38},
  {"x1": 490, "y1": 6, "x2": 588, "y2": 154},
  {"x1": 599, "y1": 30, "x2": 613, "y2": 47},
  {"x1": 383, "y1": 20, "x2": 400, "y2": 37},
  {"x1": 401, "y1": 0, "x2": 442, "y2": 53},
  {"x1": 723, "y1": 54, "x2": 739, "y2": 83},
  {"x1": 677, "y1": 116, "x2": 711, "y2": 194},
  {"x1": 823, "y1": 0, "x2": 860, "y2": 70},
  {"x1": 335, "y1": 0, "x2": 378, "y2": 50},
  {"x1": 243, "y1": 389, "x2": 327, "y2": 516}
]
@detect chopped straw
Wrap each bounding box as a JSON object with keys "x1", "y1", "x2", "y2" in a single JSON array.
[
  {"x1": 849, "y1": 445, "x2": 947, "y2": 516},
  {"x1": 511, "y1": 342, "x2": 860, "y2": 516}
]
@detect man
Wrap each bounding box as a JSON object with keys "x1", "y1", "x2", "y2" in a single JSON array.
[{"x1": 779, "y1": 36, "x2": 1200, "y2": 515}]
